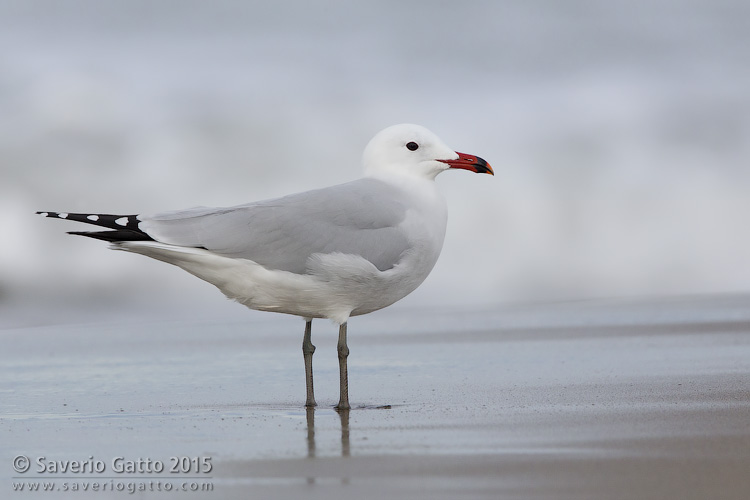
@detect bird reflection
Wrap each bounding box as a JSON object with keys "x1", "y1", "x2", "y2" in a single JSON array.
[
  {"x1": 305, "y1": 406, "x2": 316, "y2": 459},
  {"x1": 304, "y1": 406, "x2": 351, "y2": 485},
  {"x1": 339, "y1": 407, "x2": 350, "y2": 457},
  {"x1": 305, "y1": 406, "x2": 350, "y2": 459}
]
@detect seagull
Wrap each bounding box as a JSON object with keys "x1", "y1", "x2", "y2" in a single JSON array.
[{"x1": 38, "y1": 124, "x2": 493, "y2": 410}]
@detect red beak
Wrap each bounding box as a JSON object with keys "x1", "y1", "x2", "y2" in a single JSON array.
[{"x1": 439, "y1": 152, "x2": 494, "y2": 175}]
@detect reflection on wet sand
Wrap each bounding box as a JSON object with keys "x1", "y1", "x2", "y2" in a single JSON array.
[
  {"x1": 305, "y1": 407, "x2": 315, "y2": 459},
  {"x1": 305, "y1": 406, "x2": 351, "y2": 485},
  {"x1": 339, "y1": 408, "x2": 350, "y2": 458},
  {"x1": 304, "y1": 407, "x2": 351, "y2": 460},
  {"x1": 305, "y1": 407, "x2": 315, "y2": 485}
]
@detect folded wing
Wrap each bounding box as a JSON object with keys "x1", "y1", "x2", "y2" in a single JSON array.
[{"x1": 138, "y1": 178, "x2": 411, "y2": 274}]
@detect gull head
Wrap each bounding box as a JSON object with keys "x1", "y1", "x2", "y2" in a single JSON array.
[{"x1": 363, "y1": 124, "x2": 493, "y2": 181}]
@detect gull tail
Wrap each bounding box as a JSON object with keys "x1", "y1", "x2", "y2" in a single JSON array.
[{"x1": 36, "y1": 211, "x2": 154, "y2": 243}]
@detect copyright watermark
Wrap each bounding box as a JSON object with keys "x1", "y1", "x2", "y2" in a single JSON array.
[
  {"x1": 11, "y1": 479, "x2": 213, "y2": 494},
  {"x1": 13, "y1": 456, "x2": 30, "y2": 473},
  {"x1": 11, "y1": 455, "x2": 211, "y2": 475},
  {"x1": 11, "y1": 455, "x2": 214, "y2": 494}
]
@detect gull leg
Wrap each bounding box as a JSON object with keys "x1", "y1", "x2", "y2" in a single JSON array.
[
  {"x1": 302, "y1": 320, "x2": 316, "y2": 407},
  {"x1": 335, "y1": 322, "x2": 351, "y2": 410}
]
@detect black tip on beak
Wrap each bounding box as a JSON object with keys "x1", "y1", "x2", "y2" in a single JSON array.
[{"x1": 440, "y1": 152, "x2": 494, "y2": 175}]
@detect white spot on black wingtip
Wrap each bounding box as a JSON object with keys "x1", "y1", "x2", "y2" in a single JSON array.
[
  {"x1": 59, "y1": 213, "x2": 68, "y2": 219},
  {"x1": 39, "y1": 212, "x2": 49, "y2": 217},
  {"x1": 87, "y1": 214, "x2": 100, "y2": 221},
  {"x1": 115, "y1": 216, "x2": 129, "y2": 226}
]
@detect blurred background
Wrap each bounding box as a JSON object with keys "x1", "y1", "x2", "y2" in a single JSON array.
[{"x1": 2, "y1": 0, "x2": 749, "y2": 327}]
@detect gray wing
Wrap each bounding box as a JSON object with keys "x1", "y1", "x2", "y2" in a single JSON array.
[{"x1": 138, "y1": 178, "x2": 411, "y2": 274}]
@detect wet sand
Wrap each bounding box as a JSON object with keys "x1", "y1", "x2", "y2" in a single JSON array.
[{"x1": 2, "y1": 294, "x2": 749, "y2": 498}]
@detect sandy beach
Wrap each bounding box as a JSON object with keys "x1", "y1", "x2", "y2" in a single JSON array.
[{"x1": 2, "y1": 294, "x2": 749, "y2": 499}]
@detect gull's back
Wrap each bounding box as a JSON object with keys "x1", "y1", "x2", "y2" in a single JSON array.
[{"x1": 138, "y1": 177, "x2": 412, "y2": 275}]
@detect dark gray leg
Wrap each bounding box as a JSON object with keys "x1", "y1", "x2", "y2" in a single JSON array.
[
  {"x1": 335, "y1": 322, "x2": 350, "y2": 410},
  {"x1": 302, "y1": 320, "x2": 316, "y2": 407}
]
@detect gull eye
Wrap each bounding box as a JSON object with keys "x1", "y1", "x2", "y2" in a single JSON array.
[{"x1": 406, "y1": 141, "x2": 419, "y2": 151}]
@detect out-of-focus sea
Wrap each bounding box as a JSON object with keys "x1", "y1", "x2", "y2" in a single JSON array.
[{"x1": 1, "y1": 0, "x2": 749, "y2": 326}]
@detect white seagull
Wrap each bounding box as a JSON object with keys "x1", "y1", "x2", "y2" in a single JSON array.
[{"x1": 38, "y1": 124, "x2": 493, "y2": 410}]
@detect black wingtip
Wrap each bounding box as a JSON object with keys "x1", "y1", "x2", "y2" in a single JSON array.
[
  {"x1": 39, "y1": 211, "x2": 154, "y2": 242},
  {"x1": 67, "y1": 230, "x2": 154, "y2": 243},
  {"x1": 38, "y1": 211, "x2": 142, "y2": 229}
]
